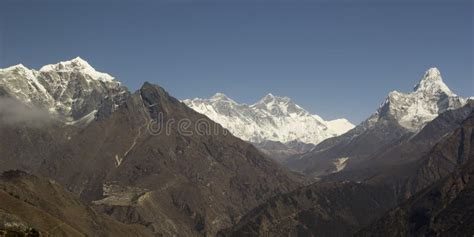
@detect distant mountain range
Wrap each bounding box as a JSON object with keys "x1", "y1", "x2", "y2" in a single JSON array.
[
  {"x1": 0, "y1": 57, "x2": 354, "y2": 146},
  {"x1": 183, "y1": 93, "x2": 354, "y2": 145}
]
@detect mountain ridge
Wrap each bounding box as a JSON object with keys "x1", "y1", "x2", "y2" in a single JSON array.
[{"x1": 183, "y1": 92, "x2": 354, "y2": 145}]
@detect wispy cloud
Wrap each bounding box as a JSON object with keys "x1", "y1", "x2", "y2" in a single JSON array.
[{"x1": 0, "y1": 98, "x2": 52, "y2": 126}]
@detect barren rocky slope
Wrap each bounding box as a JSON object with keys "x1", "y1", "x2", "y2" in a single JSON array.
[
  {"x1": 0, "y1": 82, "x2": 304, "y2": 236},
  {"x1": 0, "y1": 170, "x2": 151, "y2": 236}
]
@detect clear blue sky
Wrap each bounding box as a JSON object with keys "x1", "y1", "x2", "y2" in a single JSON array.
[{"x1": 0, "y1": 0, "x2": 472, "y2": 123}]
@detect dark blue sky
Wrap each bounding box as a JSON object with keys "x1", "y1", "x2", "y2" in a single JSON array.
[{"x1": 0, "y1": 0, "x2": 472, "y2": 123}]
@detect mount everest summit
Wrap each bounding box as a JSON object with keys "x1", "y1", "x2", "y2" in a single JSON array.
[{"x1": 183, "y1": 93, "x2": 354, "y2": 145}]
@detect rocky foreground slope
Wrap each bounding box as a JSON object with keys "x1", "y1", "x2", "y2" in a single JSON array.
[{"x1": 0, "y1": 170, "x2": 151, "y2": 236}]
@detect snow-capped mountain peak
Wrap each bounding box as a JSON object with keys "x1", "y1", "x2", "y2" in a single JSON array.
[
  {"x1": 0, "y1": 64, "x2": 38, "y2": 80},
  {"x1": 413, "y1": 67, "x2": 453, "y2": 97},
  {"x1": 258, "y1": 93, "x2": 276, "y2": 103},
  {"x1": 184, "y1": 93, "x2": 355, "y2": 144},
  {"x1": 0, "y1": 57, "x2": 129, "y2": 123},
  {"x1": 0, "y1": 64, "x2": 28, "y2": 72},
  {"x1": 40, "y1": 57, "x2": 115, "y2": 83},
  {"x1": 424, "y1": 67, "x2": 441, "y2": 78},
  {"x1": 375, "y1": 67, "x2": 465, "y2": 131},
  {"x1": 251, "y1": 93, "x2": 308, "y2": 118},
  {"x1": 256, "y1": 93, "x2": 290, "y2": 105},
  {"x1": 210, "y1": 92, "x2": 235, "y2": 103}
]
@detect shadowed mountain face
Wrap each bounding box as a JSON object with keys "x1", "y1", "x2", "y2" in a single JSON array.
[
  {"x1": 253, "y1": 140, "x2": 315, "y2": 163},
  {"x1": 358, "y1": 163, "x2": 474, "y2": 237},
  {"x1": 403, "y1": 111, "x2": 474, "y2": 194},
  {"x1": 287, "y1": 115, "x2": 410, "y2": 178},
  {"x1": 364, "y1": 110, "x2": 474, "y2": 201},
  {"x1": 218, "y1": 181, "x2": 398, "y2": 237},
  {"x1": 0, "y1": 82, "x2": 303, "y2": 236},
  {"x1": 357, "y1": 120, "x2": 474, "y2": 237},
  {"x1": 0, "y1": 170, "x2": 151, "y2": 236}
]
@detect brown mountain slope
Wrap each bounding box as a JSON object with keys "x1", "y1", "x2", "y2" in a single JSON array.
[
  {"x1": 363, "y1": 111, "x2": 474, "y2": 201},
  {"x1": 0, "y1": 170, "x2": 151, "y2": 236},
  {"x1": 218, "y1": 181, "x2": 397, "y2": 237},
  {"x1": 286, "y1": 111, "x2": 410, "y2": 178},
  {"x1": 356, "y1": 113, "x2": 474, "y2": 236},
  {"x1": 357, "y1": 159, "x2": 474, "y2": 236},
  {"x1": 403, "y1": 111, "x2": 474, "y2": 196},
  {"x1": 0, "y1": 82, "x2": 303, "y2": 236}
]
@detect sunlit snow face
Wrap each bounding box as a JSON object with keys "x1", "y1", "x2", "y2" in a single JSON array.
[
  {"x1": 183, "y1": 92, "x2": 354, "y2": 145},
  {"x1": 0, "y1": 57, "x2": 127, "y2": 123},
  {"x1": 376, "y1": 67, "x2": 466, "y2": 131}
]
